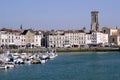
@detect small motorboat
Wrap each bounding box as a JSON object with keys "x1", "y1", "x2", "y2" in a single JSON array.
[
  {"x1": 5, "y1": 62, "x2": 15, "y2": 68},
  {"x1": 0, "y1": 64, "x2": 9, "y2": 69}
]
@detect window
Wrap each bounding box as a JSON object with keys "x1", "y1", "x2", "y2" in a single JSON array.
[
  {"x1": 2, "y1": 39, "x2": 4, "y2": 42},
  {"x1": 104, "y1": 30, "x2": 106, "y2": 33},
  {"x1": 5, "y1": 39, "x2": 7, "y2": 42},
  {"x1": 12, "y1": 39, "x2": 14, "y2": 43},
  {"x1": 112, "y1": 38, "x2": 115, "y2": 42}
]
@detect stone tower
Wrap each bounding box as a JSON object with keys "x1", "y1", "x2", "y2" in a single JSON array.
[{"x1": 91, "y1": 11, "x2": 99, "y2": 31}]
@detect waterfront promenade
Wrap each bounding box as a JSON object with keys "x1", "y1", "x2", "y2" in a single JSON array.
[
  {"x1": 0, "y1": 47, "x2": 119, "y2": 54},
  {"x1": 56, "y1": 47, "x2": 120, "y2": 52}
]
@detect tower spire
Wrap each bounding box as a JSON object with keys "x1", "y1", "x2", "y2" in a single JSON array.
[
  {"x1": 20, "y1": 24, "x2": 23, "y2": 30},
  {"x1": 91, "y1": 11, "x2": 99, "y2": 31}
]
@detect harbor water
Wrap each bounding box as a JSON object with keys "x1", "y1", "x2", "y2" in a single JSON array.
[{"x1": 0, "y1": 52, "x2": 120, "y2": 80}]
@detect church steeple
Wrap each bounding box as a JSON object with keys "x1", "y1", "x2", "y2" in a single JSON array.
[
  {"x1": 20, "y1": 24, "x2": 23, "y2": 30},
  {"x1": 91, "y1": 11, "x2": 99, "y2": 31}
]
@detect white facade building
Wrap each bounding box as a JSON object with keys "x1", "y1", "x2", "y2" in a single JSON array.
[
  {"x1": 47, "y1": 30, "x2": 86, "y2": 48},
  {"x1": 34, "y1": 31, "x2": 43, "y2": 47},
  {"x1": 7, "y1": 30, "x2": 21, "y2": 47},
  {"x1": 65, "y1": 30, "x2": 85, "y2": 47},
  {"x1": 0, "y1": 30, "x2": 8, "y2": 46},
  {"x1": 85, "y1": 33, "x2": 91, "y2": 44},
  {"x1": 13, "y1": 32, "x2": 21, "y2": 46},
  {"x1": 48, "y1": 30, "x2": 65, "y2": 48},
  {"x1": 0, "y1": 28, "x2": 21, "y2": 48},
  {"x1": 91, "y1": 31, "x2": 108, "y2": 45}
]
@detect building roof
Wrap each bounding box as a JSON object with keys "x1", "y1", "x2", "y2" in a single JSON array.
[
  {"x1": 21, "y1": 29, "x2": 34, "y2": 35},
  {"x1": 0, "y1": 28, "x2": 21, "y2": 33},
  {"x1": 65, "y1": 29, "x2": 85, "y2": 33},
  {"x1": 103, "y1": 27, "x2": 120, "y2": 30},
  {"x1": 21, "y1": 30, "x2": 28, "y2": 35}
]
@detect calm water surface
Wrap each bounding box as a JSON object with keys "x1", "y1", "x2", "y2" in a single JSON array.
[{"x1": 0, "y1": 52, "x2": 120, "y2": 80}]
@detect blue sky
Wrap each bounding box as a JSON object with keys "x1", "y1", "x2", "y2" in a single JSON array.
[{"x1": 0, "y1": 0, "x2": 120, "y2": 30}]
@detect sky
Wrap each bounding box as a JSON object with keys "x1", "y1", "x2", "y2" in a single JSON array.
[{"x1": 0, "y1": 0, "x2": 120, "y2": 31}]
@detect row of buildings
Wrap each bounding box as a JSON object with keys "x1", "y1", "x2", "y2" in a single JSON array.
[
  {"x1": 0, "y1": 27, "x2": 119, "y2": 49},
  {"x1": 0, "y1": 11, "x2": 120, "y2": 49},
  {"x1": 0, "y1": 28, "x2": 42, "y2": 49}
]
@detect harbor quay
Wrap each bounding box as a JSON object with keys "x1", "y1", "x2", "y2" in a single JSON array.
[
  {"x1": 56, "y1": 47, "x2": 120, "y2": 52},
  {"x1": 0, "y1": 47, "x2": 119, "y2": 54}
]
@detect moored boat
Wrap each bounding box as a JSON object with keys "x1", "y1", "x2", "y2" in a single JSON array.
[
  {"x1": 31, "y1": 59, "x2": 40, "y2": 64},
  {"x1": 5, "y1": 62, "x2": 15, "y2": 68},
  {"x1": 0, "y1": 64, "x2": 9, "y2": 69}
]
